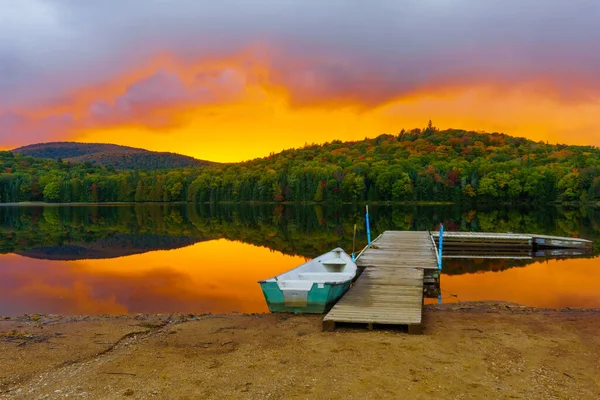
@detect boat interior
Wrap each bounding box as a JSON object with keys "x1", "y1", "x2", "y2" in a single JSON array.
[{"x1": 268, "y1": 248, "x2": 357, "y2": 290}]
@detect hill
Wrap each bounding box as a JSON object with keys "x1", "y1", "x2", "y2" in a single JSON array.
[
  {"x1": 12, "y1": 142, "x2": 213, "y2": 170},
  {"x1": 185, "y1": 127, "x2": 600, "y2": 204},
  {"x1": 2, "y1": 127, "x2": 600, "y2": 204}
]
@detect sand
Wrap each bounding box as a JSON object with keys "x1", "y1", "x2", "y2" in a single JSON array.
[{"x1": 1, "y1": 303, "x2": 600, "y2": 400}]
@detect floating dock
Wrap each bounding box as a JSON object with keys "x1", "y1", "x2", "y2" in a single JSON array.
[
  {"x1": 322, "y1": 230, "x2": 593, "y2": 333},
  {"x1": 431, "y1": 231, "x2": 593, "y2": 250},
  {"x1": 323, "y1": 231, "x2": 437, "y2": 333}
]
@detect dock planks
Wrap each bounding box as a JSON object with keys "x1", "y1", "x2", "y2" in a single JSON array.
[{"x1": 323, "y1": 231, "x2": 436, "y2": 333}]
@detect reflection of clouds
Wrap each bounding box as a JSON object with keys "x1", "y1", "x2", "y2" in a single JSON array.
[
  {"x1": 0, "y1": 256, "x2": 128, "y2": 315},
  {"x1": 0, "y1": 256, "x2": 241, "y2": 315},
  {"x1": 0, "y1": 240, "x2": 304, "y2": 316},
  {"x1": 440, "y1": 257, "x2": 600, "y2": 308},
  {"x1": 83, "y1": 266, "x2": 234, "y2": 314}
]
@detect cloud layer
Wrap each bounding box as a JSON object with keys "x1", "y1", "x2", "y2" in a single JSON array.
[{"x1": 1, "y1": 0, "x2": 599, "y2": 159}]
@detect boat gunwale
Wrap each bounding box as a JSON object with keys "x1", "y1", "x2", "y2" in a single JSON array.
[
  {"x1": 259, "y1": 278, "x2": 354, "y2": 287},
  {"x1": 257, "y1": 247, "x2": 356, "y2": 284}
]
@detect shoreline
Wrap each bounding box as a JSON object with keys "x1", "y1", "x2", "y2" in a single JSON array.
[
  {"x1": 2, "y1": 302, "x2": 600, "y2": 399},
  {"x1": 1, "y1": 200, "x2": 599, "y2": 207},
  {"x1": 3, "y1": 301, "x2": 600, "y2": 320}
]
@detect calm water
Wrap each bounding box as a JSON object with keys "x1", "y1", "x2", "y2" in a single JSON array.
[{"x1": 0, "y1": 204, "x2": 598, "y2": 316}]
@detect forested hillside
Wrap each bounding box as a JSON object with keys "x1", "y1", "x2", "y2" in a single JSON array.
[
  {"x1": 12, "y1": 142, "x2": 213, "y2": 170},
  {"x1": 2, "y1": 127, "x2": 600, "y2": 204}
]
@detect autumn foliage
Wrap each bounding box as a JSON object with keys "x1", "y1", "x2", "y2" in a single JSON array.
[{"x1": 1, "y1": 127, "x2": 600, "y2": 204}]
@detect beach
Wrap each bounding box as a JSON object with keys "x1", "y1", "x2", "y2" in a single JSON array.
[{"x1": 1, "y1": 303, "x2": 599, "y2": 400}]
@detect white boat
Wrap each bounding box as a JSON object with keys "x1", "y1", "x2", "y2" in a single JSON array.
[{"x1": 258, "y1": 248, "x2": 357, "y2": 313}]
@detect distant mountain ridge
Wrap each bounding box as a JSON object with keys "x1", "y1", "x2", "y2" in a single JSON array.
[{"x1": 12, "y1": 142, "x2": 214, "y2": 170}]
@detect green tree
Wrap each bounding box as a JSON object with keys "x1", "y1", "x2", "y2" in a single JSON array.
[
  {"x1": 134, "y1": 181, "x2": 144, "y2": 202},
  {"x1": 313, "y1": 182, "x2": 324, "y2": 202},
  {"x1": 391, "y1": 172, "x2": 413, "y2": 200},
  {"x1": 478, "y1": 176, "x2": 498, "y2": 198},
  {"x1": 558, "y1": 172, "x2": 581, "y2": 201},
  {"x1": 43, "y1": 181, "x2": 61, "y2": 202}
]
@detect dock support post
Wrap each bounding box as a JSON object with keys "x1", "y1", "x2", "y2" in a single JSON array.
[
  {"x1": 366, "y1": 205, "x2": 371, "y2": 246},
  {"x1": 408, "y1": 325, "x2": 423, "y2": 335},
  {"x1": 322, "y1": 320, "x2": 336, "y2": 332},
  {"x1": 437, "y1": 224, "x2": 444, "y2": 271}
]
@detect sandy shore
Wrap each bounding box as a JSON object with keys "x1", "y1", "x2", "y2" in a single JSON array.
[{"x1": 1, "y1": 303, "x2": 600, "y2": 399}]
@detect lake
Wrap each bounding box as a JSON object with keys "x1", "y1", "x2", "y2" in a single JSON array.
[{"x1": 0, "y1": 204, "x2": 598, "y2": 316}]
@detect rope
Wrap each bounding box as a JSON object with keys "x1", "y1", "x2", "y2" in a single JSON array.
[{"x1": 439, "y1": 289, "x2": 460, "y2": 301}]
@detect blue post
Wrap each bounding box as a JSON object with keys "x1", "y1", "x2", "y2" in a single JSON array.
[
  {"x1": 365, "y1": 205, "x2": 371, "y2": 246},
  {"x1": 438, "y1": 294, "x2": 442, "y2": 305},
  {"x1": 437, "y1": 223, "x2": 444, "y2": 270},
  {"x1": 352, "y1": 253, "x2": 356, "y2": 262}
]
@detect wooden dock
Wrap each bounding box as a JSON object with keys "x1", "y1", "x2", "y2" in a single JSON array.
[
  {"x1": 323, "y1": 231, "x2": 437, "y2": 333},
  {"x1": 322, "y1": 229, "x2": 593, "y2": 333},
  {"x1": 431, "y1": 231, "x2": 593, "y2": 250}
]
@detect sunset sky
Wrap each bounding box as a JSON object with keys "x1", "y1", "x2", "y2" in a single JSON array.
[{"x1": 1, "y1": 1, "x2": 599, "y2": 162}]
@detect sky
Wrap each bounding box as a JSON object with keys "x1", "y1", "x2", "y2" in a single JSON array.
[{"x1": 1, "y1": 0, "x2": 599, "y2": 162}]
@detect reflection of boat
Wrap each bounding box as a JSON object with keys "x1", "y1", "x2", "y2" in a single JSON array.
[{"x1": 258, "y1": 248, "x2": 357, "y2": 314}]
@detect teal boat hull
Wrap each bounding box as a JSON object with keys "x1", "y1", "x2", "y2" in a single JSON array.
[{"x1": 260, "y1": 280, "x2": 352, "y2": 314}]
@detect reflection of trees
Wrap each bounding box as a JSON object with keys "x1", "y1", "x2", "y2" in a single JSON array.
[{"x1": 0, "y1": 204, "x2": 598, "y2": 266}]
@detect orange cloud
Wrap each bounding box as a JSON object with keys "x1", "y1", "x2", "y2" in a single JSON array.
[{"x1": 3, "y1": 47, "x2": 600, "y2": 161}]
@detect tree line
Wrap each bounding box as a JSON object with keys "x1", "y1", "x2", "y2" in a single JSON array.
[{"x1": 1, "y1": 127, "x2": 600, "y2": 204}]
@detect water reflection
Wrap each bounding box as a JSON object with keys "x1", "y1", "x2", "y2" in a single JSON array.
[
  {"x1": 427, "y1": 258, "x2": 600, "y2": 308},
  {"x1": 15, "y1": 234, "x2": 201, "y2": 260},
  {"x1": 0, "y1": 240, "x2": 305, "y2": 316},
  {"x1": 0, "y1": 203, "x2": 598, "y2": 315}
]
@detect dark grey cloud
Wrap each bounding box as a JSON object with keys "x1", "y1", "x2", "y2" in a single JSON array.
[{"x1": 1, "y1": 0, "x2": 599, "y2": 110}]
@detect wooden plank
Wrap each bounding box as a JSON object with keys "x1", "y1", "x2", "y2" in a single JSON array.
[
  {"x1": 326, "y1": 313, "x2": 422, "y2": 319},
  {"x1": 342, "y1": 310, "x2": 423, "y2": 314},
  {"x1": 358, "y1": 256, "x2": 437, "y2": 262},
  {"x1": 336, "y1": 296, "x2": 424, "y2": 303},
  {"x1": 443, "y1": 255, "x2": 533, "y2": 260},
  {"x1": 432, "y1": 232, "x2": 532, "y2": 240},
  {"x1": 324, "y1": 316, "x2": 422, "y2": 324},
  {"x1": 533, "y1": 234, "x2": 593, "y2": 249},
  {"x1": 359, "y1": 254, "x2": 438, "y2": 259},
  {"x1": 357, "y1": 262, "x2": 437, "y2": 270},
  {"x1": 358, "y1": 259, "x2": 437, "y2": 263}
]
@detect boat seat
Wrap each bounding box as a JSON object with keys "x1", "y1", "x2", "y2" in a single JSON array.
[
  {"x1": 321, "y1": 258, "x2": 346, "y2": 266},
  {"x1": 277, "y1": 280, "x2": 314, "y2": 290},
  {"x1": 297, "y1": 272, "x2": 354, "y2": 282}
]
